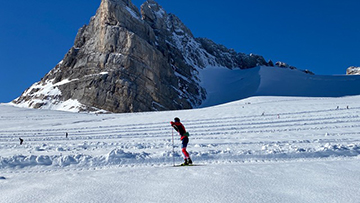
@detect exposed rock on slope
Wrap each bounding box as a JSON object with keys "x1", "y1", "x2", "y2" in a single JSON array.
[
  {"x1": 13, "y1": 0, "x2": 269, "y2": 113},
  {"x1": 347, "y1": 66, "x2": 360, "y2": 75}
]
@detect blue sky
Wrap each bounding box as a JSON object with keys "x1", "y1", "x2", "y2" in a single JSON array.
[{"x1": 1, "y1": 0, "x2": 359, "y2": 102}]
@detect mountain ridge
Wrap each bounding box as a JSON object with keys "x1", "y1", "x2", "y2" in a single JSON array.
[
  {"x1": 12, "y1": 0, "x2": 360, "y2": 113},
  {"x1": 11, "y1": 0, "x2": 270, "y2": 113}
]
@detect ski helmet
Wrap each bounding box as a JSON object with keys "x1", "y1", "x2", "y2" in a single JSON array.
[{"x1": 174, "y1": 117, "x2": 180, "y2": 122}]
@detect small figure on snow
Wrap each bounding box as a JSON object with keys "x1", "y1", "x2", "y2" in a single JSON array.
[
  {"x1": 19, "y1": 137, "x2": 24, "y2": 145},
  {"x1": 170, "y1": 117, "x2": 192, "y2": 166},
  {"x1": 66, "y1": 132, "x2": 68, "y2": 138}
]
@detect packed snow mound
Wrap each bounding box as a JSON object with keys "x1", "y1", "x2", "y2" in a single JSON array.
[
  {"x1": 0, "y1": 149, "x2": 151, "y2": 169},
  {"x1": 1, "y1": 143, "x2": 359, "y2": 169},
  {"x1": 199, "y1": 66, "x2": 360, "y2": 107}
]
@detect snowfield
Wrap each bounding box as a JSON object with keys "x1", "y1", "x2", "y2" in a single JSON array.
[{"x1": 1, "y1": 95, "x2": 360, "y2": 202}]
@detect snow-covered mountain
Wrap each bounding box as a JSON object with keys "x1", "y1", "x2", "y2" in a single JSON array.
[
  {"x1": 11, "y1": 0, "x2": 268, "y2": 113},
  {"x1": 11, "y1": 0, "x2": 360, "y2": 113}
]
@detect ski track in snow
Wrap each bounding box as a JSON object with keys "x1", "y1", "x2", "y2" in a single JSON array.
[{"x1": 1, "y1": 96, "x2": 360, "y2": 173}]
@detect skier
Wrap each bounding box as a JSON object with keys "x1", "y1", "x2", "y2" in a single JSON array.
[
  {"x1": 19, "y1": 137, "x2": 24, "y2": 145},
  {"x1": 170, "y1": 117, "x2": 192, "y2": 166}
]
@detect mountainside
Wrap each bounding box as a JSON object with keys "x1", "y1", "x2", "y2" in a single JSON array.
[
  {"x1": 12, "y1": 0, "x2": 360, "y2": 113},
  {"x1": 12, "y1": 0, "x2": 269, "y2": 113},
  {"x1": 198, "y1": 66, "x2": 360, "y2": 107}
]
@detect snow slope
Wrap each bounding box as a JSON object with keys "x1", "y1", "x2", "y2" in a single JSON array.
[
  {"x1": 199, "y1": 66, "x2": 360, "y2": 107},
  {"x1": 1, "y1": 95, "x2": 360, "y2": 202},
  {"x1": 256, "y1": 67, "x2": 360, "y2": 97}
]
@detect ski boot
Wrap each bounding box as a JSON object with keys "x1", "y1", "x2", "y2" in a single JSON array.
[
  {"x1": 181, "y1": 159, "x2": 189, "y2": 166},
  {"x1": 188, "y1": 158, "x2": 193, "y2": 165}
]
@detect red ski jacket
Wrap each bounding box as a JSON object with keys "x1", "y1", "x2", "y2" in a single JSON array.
[{"x1": 170, "y1": 121, "x2": 187, "y2": 140}]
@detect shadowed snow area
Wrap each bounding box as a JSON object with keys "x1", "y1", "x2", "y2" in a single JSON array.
[{"x1": 199, "y1": 66, "x2": 360, "y2": 107}]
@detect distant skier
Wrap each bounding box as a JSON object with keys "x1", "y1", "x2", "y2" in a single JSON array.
[
  {"x1": 66, "y1": 132, "x2": 68, "y2": 138},
  {"x1": 19, "y1": 137, "x2": 24, "y2": 145},
  {"x1": 170, "y1": 117, "x2": 192, "y2": 166}
]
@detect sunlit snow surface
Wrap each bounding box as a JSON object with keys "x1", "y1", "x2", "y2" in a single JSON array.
[{"x1": 1, "y1": 95, "x2": 360, "y2": 202}]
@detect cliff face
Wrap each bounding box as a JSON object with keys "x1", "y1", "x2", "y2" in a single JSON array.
[{"x1": 13, "y1": 0, "x2": 268, "y2": 113}]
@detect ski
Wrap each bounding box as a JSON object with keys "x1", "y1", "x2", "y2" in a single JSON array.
[
  {"x1": 173, "y1": 164, "x2": 201, "y2": 167},
  {"x1": 173, "y1": 165, "x2": 192, "y2": 167}
]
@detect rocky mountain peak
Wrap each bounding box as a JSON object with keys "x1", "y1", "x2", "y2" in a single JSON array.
[
  {"x1": 141, "y1": 0, "x2": 166, "y2": 24},
  {"x1": 98, "y1": 0, "x2": 141, "y2": 25},
  {"x1": 13, "y1": 0, "x2": 272, "y2": 113}
]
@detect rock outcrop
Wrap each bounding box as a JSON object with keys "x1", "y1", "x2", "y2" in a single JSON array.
[
  {"x1": 13, "y1": 0, "x2": 270, "y2": 113},
  {"x1": 347, "y1": 66, "x2": 360, "y2": 75}
]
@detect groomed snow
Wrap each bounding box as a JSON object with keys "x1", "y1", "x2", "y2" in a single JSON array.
[{"x1": 1, "y1": 95, "x2": 360, "y2": 202}]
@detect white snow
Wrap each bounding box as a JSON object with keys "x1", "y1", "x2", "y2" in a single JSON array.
[
  {"x1": 1, "y1": 95, "x2": 360, "y2": 202},
  {"x1": 125, "y1": 6, "x2": 141, "y2": 21},
  {"x1": 198, "y1": 66, "x2": 360, "y2": 107},
  {"x1": 53, "y1": 78, "x2": 72, "y2": 86},
  {"x1": 154, "y1": 8, "x2": 165, "y2": 19},
  {"x1": 99, "y1": 71, "x2": 109, "y2": 75},
  {"x1": 198, "y1": 66, "x2": 260, "y2": 107}
]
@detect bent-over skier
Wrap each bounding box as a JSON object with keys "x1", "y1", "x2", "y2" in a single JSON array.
[
  {"x1": 170, "y1": 117, "x2": 192, "y2": 166},
  {"x1": 19, "y1": 137, "x2": 24, "y2": 145}
]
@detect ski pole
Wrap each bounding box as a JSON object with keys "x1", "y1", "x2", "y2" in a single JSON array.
[{"x1": 172, "y1": 128, "x2": 175, "y2": 166}]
